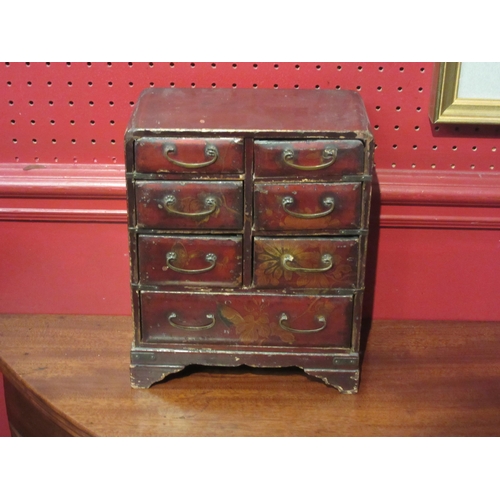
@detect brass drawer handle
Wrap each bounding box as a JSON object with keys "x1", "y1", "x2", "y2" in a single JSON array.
[
  {"x1": 282, "y1": 147, "x2": 337, "y2": 171},
  {"x1": 282, "y1": 196, "x2": 334, "y2": 219},
  {"x1": 163, "y1": 252, "x2": 217, "y2": 274},
  {"x1": 163, "y1": 195, "x2": 217, "y2": 217},
  {"x1": 168, "y1": 312, "x2": 216, "y2": 331},
  {"x1": 279, "y1": 313, "x2": 326, "y2": 333},
  {"x1": 281, "y1": 253, "x2": 333, "y2": 273},
  {"x1": 163, "y1": 144, "x2": 219, "y2": 169}
]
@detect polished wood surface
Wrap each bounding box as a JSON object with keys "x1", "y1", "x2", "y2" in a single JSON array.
[{"x1": 0, "y1": 314, "x2": 499, "y2": 436}]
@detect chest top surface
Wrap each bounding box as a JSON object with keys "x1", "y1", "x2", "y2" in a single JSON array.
[{"x1": 126, "y1": 88, "x2": 372, "y2": 137}]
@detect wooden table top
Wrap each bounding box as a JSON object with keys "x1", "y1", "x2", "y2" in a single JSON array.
[{"x1": 0, "y1": 314, "x2": 499, "y2": 436}]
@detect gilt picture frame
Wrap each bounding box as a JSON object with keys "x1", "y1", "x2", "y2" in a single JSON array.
[{"x1": 430, "y1": 62, "x2": 500, "y2": 124}]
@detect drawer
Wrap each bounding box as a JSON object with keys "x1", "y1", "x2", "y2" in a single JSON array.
[
  {"x1": 140, "y1": 291, "x2": 353, "y2": 348},
  {"x1": 135, "y1": 137, "x2": 244, "y2": 174},
  {"x1": 135, "y1": 180, "x2": 244, "y2": 230},
  {"x1": 254, "y1": 237, "x2": 359, "y2": 289},
  {"x1": 138, "y1": 235, "x2": 242, "y2": 287},
  {"x1": 254, "y1": 140, "x2": 364, "y2": 178},
  {"x1": 254, "y1": 182, "x2": 362, "y2": 231}
]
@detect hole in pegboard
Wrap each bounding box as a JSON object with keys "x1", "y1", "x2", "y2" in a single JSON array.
[{"x1": 1, "y1": 62, "x2": 498, "y2": 169}]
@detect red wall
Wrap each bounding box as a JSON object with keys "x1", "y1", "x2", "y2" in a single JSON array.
[
  {"x1": 1, "y1": 208, "x2": 499, "y2": 321},
  {"x1": 1, "y1": 62, "x2": 499, "y2": 436}
]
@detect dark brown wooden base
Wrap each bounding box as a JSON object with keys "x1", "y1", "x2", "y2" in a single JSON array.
[
  {"x1": 130, "y1": 365, "x2": 185, "y2": 389},
  {"x1": 130, "y1": 342, "x2": 359, "y2": 393}
]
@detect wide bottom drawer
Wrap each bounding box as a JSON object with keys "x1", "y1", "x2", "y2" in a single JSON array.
[{"x1": 140, "y1": 291, "x2": 353, "y2": 348}]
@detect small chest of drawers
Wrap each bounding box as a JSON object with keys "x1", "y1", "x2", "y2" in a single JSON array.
[{"x1": 125, "y1": 88, "x2": 373, "y2": 393}]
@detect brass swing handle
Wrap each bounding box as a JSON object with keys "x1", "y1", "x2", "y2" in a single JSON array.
[
  {"x1": 163, "y1": 252, "x2": 217, "y2": 274},
  {"x1": 279, "y1": 313, "x2": 327, "y2": 333},
  {"x1": 168, "y1": 312, "x2": 216, "y2": 331},
  {"x1": 282, "y1": 196, "x2": 335, "y2": 219},
  {"x1": 163, "y1": 144, "x2": 219, "y2": 169},
  {"x1": 282, "y1": 147, "x2": 337, "y2": 171},
  {"x1": 163, "y1": 195, "x2": 217, "y2": 217},
  {"x1": 281, "y1": 253, "x2": 333, "y2": 273}
]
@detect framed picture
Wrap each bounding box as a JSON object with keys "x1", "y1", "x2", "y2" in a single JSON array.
[{"x1": 430, "y1": 62, "x2": 500, "y2": 124}]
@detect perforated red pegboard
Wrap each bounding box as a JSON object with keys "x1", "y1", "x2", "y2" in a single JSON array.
[{"x1": 2, "y1": 62, "x2": 499, "y2": 171}]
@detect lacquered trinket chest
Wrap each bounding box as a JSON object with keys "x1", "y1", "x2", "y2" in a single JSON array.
[{"x1": 125, "y1": 88, "x2": 373, "y2": 393}]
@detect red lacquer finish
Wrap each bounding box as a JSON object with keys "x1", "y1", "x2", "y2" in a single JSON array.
[
  {"x1": 135, "y1": 137, "x2": 244, "y2": 174},
  {"x1": 253, "y1": 237, "x2": 359, "y2": 289},
  {"x1": 128, "y1": 88, "x2": 371, "y2": 136},
  {"x1": 254, "y1": 139, "x2": 365, "y2": 178},
  {"x1": 138, "y1": 235, "x2": 243, "y2": 287},
  {"x1": 126, "y1": 89, "x2": 372, "y2": 392},
  {"x1": 135, "y1": 180, "x2": 244, "y2": 230},
  {"x1": 140, "y1": 291, "x2": 354, "y2": 348},
  {"x1": 254, "y1": 182, "x2": 362, "y2": 231}
]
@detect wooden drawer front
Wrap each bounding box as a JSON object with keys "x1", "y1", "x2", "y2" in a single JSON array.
[
  {"x1": 254, "y1": 237, "x2": 359, "y2": 289},
  {"x1": 254, "y1": 182, "x2": 362, "y2": 231},
  {"x1": 254, "y1": 140, "x2": 364, "y2": 178},
  {"x1": 135, "y1": 137, "x2": 244, "y2": 174},
  {"x1": 141, "y1": 291, "x2": 353, "y2": 348},
  {"x1": 138, "y1": 235, "x2": 243, "y2": 287},
  {"x1": 135, "y1": 181, "x2": 244, "y2": 230}
]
